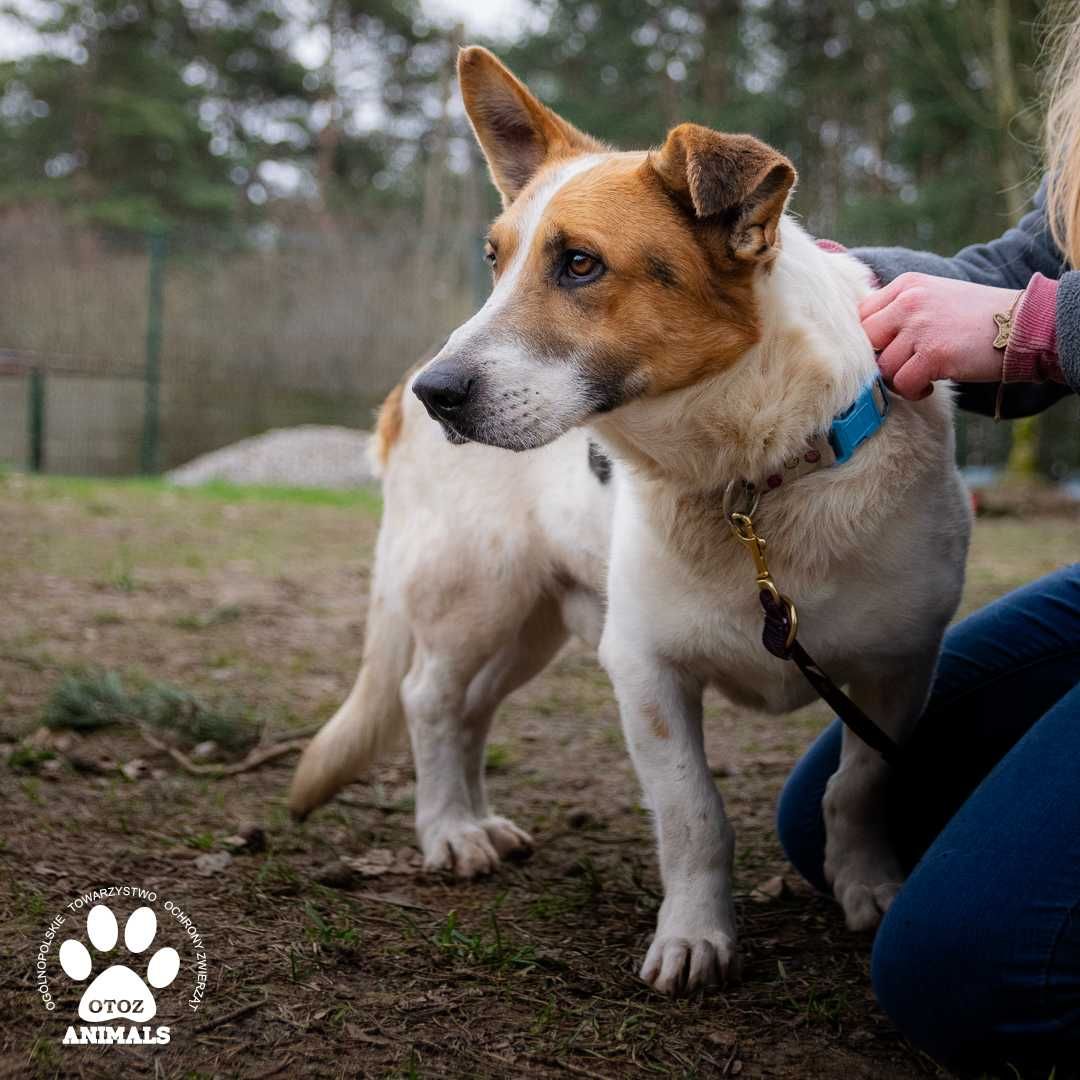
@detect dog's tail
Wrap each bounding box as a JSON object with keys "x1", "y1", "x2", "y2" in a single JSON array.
[{"x1": 288, "y1": 594, "x2": 413, "y2": 820}]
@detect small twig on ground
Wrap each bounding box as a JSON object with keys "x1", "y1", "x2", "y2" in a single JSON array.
[
  {"x1": 547, "y1": 1059, "x2": 616, "y2": 1080},
  {"x1": 721, "y1": 1041, "x2": 740, "y2": 1076},
  {"x1": 243, "y1": 1057, "x2": 295, "y2": 1079},
  {"x1": 351, "y1": 891, "x2": 435, "y2": 913},
  {"x1": 140, "y1": 727, "x2": 307, "y2": 776},
  {"x1": 334, "y1": 792, "x2": 400, "y2": 812},
  {"x1": 193, "y1": 995, "x2": 268, "y2": 1035},
  {"x1": 266, "y1": 722, "x2": 324, "y2": 743}
]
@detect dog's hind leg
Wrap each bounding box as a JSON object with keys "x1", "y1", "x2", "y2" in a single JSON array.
[
  {"x1": 823, "y1": 649, "x2": 940, "y2": 932},
  {"x1": 405, "y1": 594, "x2": 569, "y2": 878}
]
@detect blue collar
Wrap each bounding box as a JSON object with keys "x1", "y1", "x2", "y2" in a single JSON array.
[
  {"x1": 732, "y1": 374, "x2": 891, "y2": 497},
  {"x1": 827, "y1": 375, "x2": 890, "y2": 465}
]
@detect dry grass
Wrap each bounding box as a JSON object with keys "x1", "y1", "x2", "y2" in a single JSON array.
[{"x1": 0, "y1": 473, "x2": 1075, "y2": 1079}]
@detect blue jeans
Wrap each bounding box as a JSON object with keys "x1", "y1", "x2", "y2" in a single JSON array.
[{"x1": 777, "y1": 565, "x2": 1080, "y2": 1070}]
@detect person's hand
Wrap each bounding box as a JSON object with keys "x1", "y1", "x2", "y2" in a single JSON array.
[{"x1": 859, "y1": 273, "x2": 1021, "y2": 400}]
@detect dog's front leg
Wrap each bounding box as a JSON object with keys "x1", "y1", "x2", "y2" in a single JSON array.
[
  {"x1": 601, "y1": 637, "x2": 736, "y2": 995},
  {"x1": 823, "y1": 654, "x2": 937, "y2": 931}
]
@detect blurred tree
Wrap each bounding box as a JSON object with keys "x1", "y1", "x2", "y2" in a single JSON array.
[
  {"x1": 499, "y1": 0, "x2": 1045, "y2": 253},
  {"x1": 0, "y1": 0, "x2": 311, "y2": 229},
  {"x1": 1, "y1": 0, "x2": 1049, "y2": 245}
]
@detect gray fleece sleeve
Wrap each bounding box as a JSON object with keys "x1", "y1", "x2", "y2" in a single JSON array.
[
  {"x1": 851, "y1": 178, "x2": 1080, "y2": 402},
  {"x1": 1056, "y1": 273, "x2": 1080, "y2": 393}
]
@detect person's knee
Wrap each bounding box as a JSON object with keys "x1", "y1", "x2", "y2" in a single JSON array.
[
  {"x1": 871, "y1": 903, "x2": 961, "y2": 1061},
  {"x1": 870, "y1": 866, "x2": 994, "y2": 1065}
]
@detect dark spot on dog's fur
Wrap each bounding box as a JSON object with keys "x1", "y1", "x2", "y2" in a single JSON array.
[
  {"x1": 588, "y1": 440, "x2": 612, "y2": 484},
  {"x1": 545, "y1": 229, "x2": 568, "y2": 260},
  {"x1": 647, "y1": 255, "x2": 678, "y2": 289}
]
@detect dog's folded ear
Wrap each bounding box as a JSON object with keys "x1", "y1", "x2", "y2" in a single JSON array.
[
  {"x1": 648, "y1": 124, "x2": 796, "y2": 261},
  {"x1": 458, "y1": 46, "x2": 604, "y2": 205}
]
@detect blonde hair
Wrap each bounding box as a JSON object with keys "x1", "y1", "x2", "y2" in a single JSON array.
[{"x1": 1044, "y1": 1, "x2": 1080, "y2": 266}]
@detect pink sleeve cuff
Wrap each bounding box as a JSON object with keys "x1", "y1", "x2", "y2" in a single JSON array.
[
  {"x1": 814, "y1": 238, "x2": 881, "y2": 289},
  {"x1": 1003, "y1": 273, "x2": 1063, "y2": 384}
]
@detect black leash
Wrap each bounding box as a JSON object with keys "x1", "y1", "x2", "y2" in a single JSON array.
[
  {"x1": 757, "y1": 590, "x2": 902, "y2": 765},
  {"x1": 724, "y1": 484, "x2": 903, "y2": 766}
]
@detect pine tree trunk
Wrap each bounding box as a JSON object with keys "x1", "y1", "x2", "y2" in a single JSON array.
[
  {"x1": 420, "y1": 24, "x2": 462, "y2": 267},
  {"x1": 315, "y1": 0, "x2": 342, "y2": 232},
  {"x1": 991, "y1": 0, "x2": 1041, "y2": 483}
]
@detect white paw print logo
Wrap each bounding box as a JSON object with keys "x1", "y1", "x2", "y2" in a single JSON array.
[{"x1": 59, "y1": 904, "x2": 180, "y2": 1022}]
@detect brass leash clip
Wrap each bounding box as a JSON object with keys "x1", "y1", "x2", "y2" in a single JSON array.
[
  {"x1": 723, "y1": 481, "x2": 799, "y2": 653},
  {"x1": 729, "y1": 512, "x2": 779, "y2": 600}
]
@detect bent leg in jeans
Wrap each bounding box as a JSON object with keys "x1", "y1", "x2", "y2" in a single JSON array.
[{"x1": 776, "y1": 565, "x2": 1080, "y2": 1068}]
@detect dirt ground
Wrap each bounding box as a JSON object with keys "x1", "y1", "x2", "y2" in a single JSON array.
[{"x1": 1, "y1": 472, "x2": 1077, "y2": 1080}]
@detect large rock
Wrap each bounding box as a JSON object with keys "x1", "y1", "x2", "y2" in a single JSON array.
[{"x1": 167, "y1": 425, "x2": 375, "y2": 490}]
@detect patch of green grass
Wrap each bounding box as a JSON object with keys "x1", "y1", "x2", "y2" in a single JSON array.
[
  {"x1": 85, "y1": 499, "x2": 119, "y2": 517},
  {"x1": 107, "y1": 557, "x2": 139, "y2": 593},
  {"x1": 529, "y1": 857, "x2": 604, "y2": 921},
  {"x1": 41, "y1": 669, "x2": 258, "y2": 750},
  {"x1": 303, "y1": 902, "x2": 362, "y2": 956},
  {"x1": 598, "y1": 723, "x2": 624, "y2": 749},
  {"x1": 23, "y1": 890, "x2": 46, "y2": 919},
  {"x1": 91, "y1": 610, "x2": 126, "y2": 626},
  {"x1": 783, "y1": 983, "x2": 857, "y2": 1028},
  {"x1": 42, "y1": 670, "x2": 132, "y2": 731},
  {"x1": 187, "y1": 832, "x2": 217, "y2": 851},
  {"x1": 10, "y1": 473, "x2": 382, "y2": 512},
  {"x1": 173, "y1": 604, "x2": 244, "y2": 631},
  {"x1": 192, "y1": 479, "x2": 382, "y2": 512},
  {"x1": 484, "y1": 742, "x2": 514, "y2": 771},
  {"x1": 6, "y1": 745, "x2": 56, "y2": 772},
  {"x1": 27, "y1": 1034, "x2": 61, "y2": 1072},
  {"x1": 432, "y1": 902, "x2": 537, "y2": 973},
  {"x1": 255, "y1": 854, "x2": 302, "y2": 892}
]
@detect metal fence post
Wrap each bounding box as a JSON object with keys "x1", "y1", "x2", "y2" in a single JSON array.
[
  {"x1": 28, "y1": 366, "x2": 45, "y2": 472},
  {"x1": 140, "y1": 228, "x2": 167, "y2": 474}
]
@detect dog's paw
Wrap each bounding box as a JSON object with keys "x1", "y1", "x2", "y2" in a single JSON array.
[
  {"x1": 640, "y1": 930, "x2": 736, "y2": 996},
  {"x1": 420, "y1": 816, "x2": 533, "y2": 879},
  {"x1": 823, "y1": 774, "x2": 905, "y2": 933},
  {"x1": 834, "y1": 877, "x2": 901, "y2": 932},
  {"x1": 826, "y1": 851, "x2": 904, "y2": 932},
  {"x1": 479, "y1": 815, "x2": 534, "y2": 861}
]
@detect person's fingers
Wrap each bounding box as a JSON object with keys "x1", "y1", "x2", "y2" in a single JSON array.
[
  {"x1": 861, "y1": 302, "x2": 907, "y2": 352},
  {"x1": 874, "y1": 331, "x2": 915, "y2": 382},
  {"x1": 891, "y1": 351, "x2": 937, "y2": 400},
  {"x1": 857, "y1": 274, "x2": 905, "y2": 320}
]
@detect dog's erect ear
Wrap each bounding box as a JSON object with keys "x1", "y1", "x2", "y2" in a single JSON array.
[
  {"x1": 458, "y1": 46, "x2": 602, "y2": 205},
  {"x1": 648, "y1": 124, "x2": 796, "y2": 261}
]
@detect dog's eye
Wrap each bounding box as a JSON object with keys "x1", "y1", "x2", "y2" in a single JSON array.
[
  {"x1": 484, "y1": 245, "x2": 497, "y2": 269},
  {"x1": 560, "y1": 250, "x2": 604, "y2": 286}
]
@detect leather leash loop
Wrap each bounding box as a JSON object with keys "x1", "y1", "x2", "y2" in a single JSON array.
[{"x1": 726, "y1": 493, "x2": 902, "y2": 766}]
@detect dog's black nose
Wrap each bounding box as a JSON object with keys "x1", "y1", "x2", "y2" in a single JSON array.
[{"x1": 413, "y1": 368, "x2": 473, "y2": 418}]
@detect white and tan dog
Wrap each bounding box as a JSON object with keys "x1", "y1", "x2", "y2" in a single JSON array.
[{"x1": 291, "y1": 47, "x2": 972, "y2": 996}]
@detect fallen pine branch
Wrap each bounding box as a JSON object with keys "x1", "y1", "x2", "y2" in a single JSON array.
[
  {"x1": 139, "y1": 727, "x2": 307, "y2": 776},
  {"x1": 267, "y1": 722, "x2": 323, "y2": 742}
]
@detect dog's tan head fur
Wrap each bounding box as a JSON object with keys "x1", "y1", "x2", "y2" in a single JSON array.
[{"x1": 412, "y1": 47, "x2": 797, "y2": 451}]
